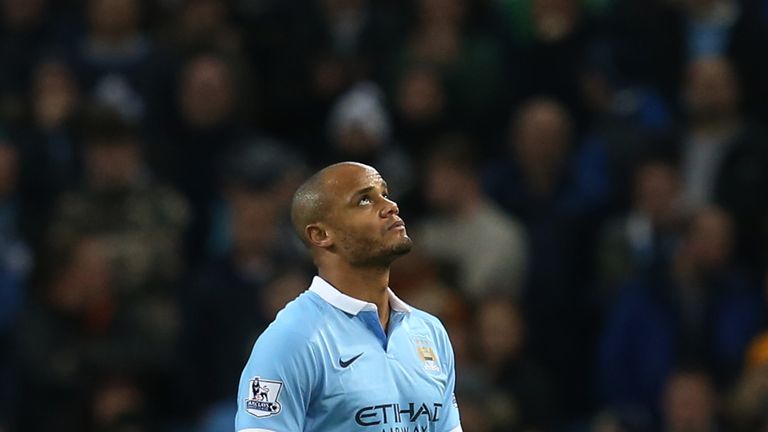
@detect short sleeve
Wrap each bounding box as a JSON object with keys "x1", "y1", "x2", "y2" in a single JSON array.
[
  {"x1": 435, "y1": 324, "x2": 461, "y2": 432},
  {"x1": 235, "y1": 326, "x2": 317, "y2": 432}
]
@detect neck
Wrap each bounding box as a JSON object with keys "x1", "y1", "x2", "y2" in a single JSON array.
[{"x1": 319, "y1": 263, "x2": 392, "y2": 330}]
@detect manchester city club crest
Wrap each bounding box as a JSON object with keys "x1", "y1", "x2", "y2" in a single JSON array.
[
  {"x1": 244, "y1": 377, "x2": 283, "y2": 417},
  {"x1": 411, "y1": 335, "x2": 440, "y2": 373}
]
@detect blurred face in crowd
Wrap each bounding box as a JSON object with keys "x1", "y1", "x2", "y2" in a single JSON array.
[
  {"x1": 2, "y1": 0, "x2": 45, "y2": 30},
  {"x1": 476, "y1": 299, "x2": 525, "y2": 367},
  {"x1": 513, "y1": 99, "x2": 571, "y2": 180},
  {"x1": 180, "y1": 0, "x2": 227, "y2": 37},
  {"x1": 397, "y1": 66, "x2": 445, "y2": 124},
  {"x1": 335, "y1": 124, "x2": 382, "y2": 158},
  {"x1": 229, "y1": 187, "x2": 281, "y2": 258},
  {"x1": 663, "y1": 371, "x2": 715, "y2": 432},
  {"x1": 179, "y1": 55, "x2": 235, "y2": 128},
  {"x1": 50, "y1": 237, "x2": 112, "y2": 313},
  {"x1": 532, "y1": 0, "x2": 581, "y2": 41},
  {"x1": 424, "y1": 158, "x2": 473, "y2": 213},
  {"x1": 304, "y1": 163, "x2": 412, "y2": 267},
  {"x1": 0, "y1": 143, "x2": 19, "y2": 199},
  {"x1": 685, "y1": 207, "x2": 733, "y2": 270},
  {"x1": 32, "y1": 61, "x2": 79, "y2": 129},
  {"x1": 85, "y1": 139, "x2": 141, "y2": 190},
  {"x1": 418, "y1": 0, "x2": 465, "y2": 27},
  {"x1": 685, "y1": 57, "x2": 740, "y2": 122},
  {"x1": 634, "y1": 162, "x2": 682, "y2": 227},
  {"x1": 88, "y1": 0, "x2": 140, "y2": 40}
]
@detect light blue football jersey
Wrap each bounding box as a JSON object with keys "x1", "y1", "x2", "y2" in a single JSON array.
[{"x1": 236, "y1": 276, "x2": 462, "y2": 432}]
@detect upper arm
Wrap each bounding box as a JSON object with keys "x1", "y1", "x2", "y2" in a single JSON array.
[
  {"x1": 235, "y1": 328, "x2": 317, "y2": 432},
  {"x1": 433, "y1": 319, "x2": 461, "y2": 432}
]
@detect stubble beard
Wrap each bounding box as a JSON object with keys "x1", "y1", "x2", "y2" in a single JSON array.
[{"x1": 344, "y1": 233, "x2": 413, "y2": 268}]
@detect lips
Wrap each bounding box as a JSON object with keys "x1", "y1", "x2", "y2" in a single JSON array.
[{"x1": 388, "y1": 220, "x2": 405, "y2": 230}]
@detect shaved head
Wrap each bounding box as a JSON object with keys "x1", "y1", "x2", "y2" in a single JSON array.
[{"x1": 290, "y1": 162, "x2": 373, "y2": 245}]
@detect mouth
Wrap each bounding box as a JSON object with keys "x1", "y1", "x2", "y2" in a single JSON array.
[{"x1": 388, "y1": 220, "x2": 406, "y2": 231}]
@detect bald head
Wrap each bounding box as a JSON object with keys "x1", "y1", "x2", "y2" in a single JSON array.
[{"x1": 290, "y1": 162, "x2": 375, "y2": 246}]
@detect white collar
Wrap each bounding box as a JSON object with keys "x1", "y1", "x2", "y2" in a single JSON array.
[{"x1": 309, "y1": 276, "x2": 412, "y2": 316}]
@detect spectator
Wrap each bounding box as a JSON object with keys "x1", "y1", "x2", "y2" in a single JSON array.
[
  {"x1": 176, "y1": 142, "x2": 310, "y2": 422},
  {"x1": 502, "y1": 0, "x2": 601, "y2": 129},
  {"x1": 677, "y1": 56, "x2": 768, "y2": 272},
  {"x1": 325, "y1": 81, "x2": 414, "y2": 200},
  {"x1": 12, "y1": 235, "x2": 156, "y2": 430},
  {"x1": 307, "y1": 0, "x2": 402, "y2": 99},
  {"x1": 472, "y1": 296, "x2": 553, "y2": 431},
  {"x1": 0, "y1": 2, "x2": 766, "y2": 430},
  {"x1": 483, "y1": 98, "x2": 611, "y2": 414},
  {"x1": 417, "y1": 136, "x2": 527, "y2": 299},
  {"x1": 0, "y1": 0, "x2": 53, "y2": 122},
  {"x1": 598, "y1": 206, "x2": 763, "y2": 423},
  {"x1": 596, "y1": 156, "x2": 686, "y2": 294},
  {"x1": 162, "y1": 0, "x2": 244, "y2": 57},
  {"x1": 606, "y1": 0, "x2": 768, "y2": 118},
  {"x1": 390, "y1": 0, "x2": 504, "y2": 137},
  {"x1": 50, "y1": 106, "x2": 189, "y2": 298},
  {"x1": 64, "y1": 0, "x2": 174, "y2": 122},
  {"x1": 16, "y1": 59, "x2": 83, "y2": 244},
  {"x1": 578, "y1": 46, "x2": 674, "y2": 206},
  {"x1": 661, "y1": 368, "x2": 719, "y2": 432},
  {"x1": 392, "y1": 64, "x2": 450, "y2": 152},
  {"x1": 162, "y1": 52, "x2": 259, "y2": 263}
]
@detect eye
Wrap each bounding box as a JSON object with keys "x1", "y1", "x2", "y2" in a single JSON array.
[
  {"x1": 358, "y1": 196, "x2": 373, "y2": 206},
  {"x1": 382, "y1": 192, "x2": 389, "y2": 199}
]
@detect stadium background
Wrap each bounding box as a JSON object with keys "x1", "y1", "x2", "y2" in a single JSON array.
[{"x1": 1, "y1": 0, "x2": 768, "y2": 430}]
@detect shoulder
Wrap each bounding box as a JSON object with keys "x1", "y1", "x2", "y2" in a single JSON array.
[
  {"x1": 407, "y1": 307, "x2": 452, "y2": 346},
  {"x1": 242, "y1": 292, "x2": 329, "y2": 381},
  {"x1": 251, "y1": 291, "x2": 328, "y2": 359}
]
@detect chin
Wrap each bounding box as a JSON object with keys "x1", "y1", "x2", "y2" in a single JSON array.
[{"x1": 391, "y1": 237, "x2": 413, "y2": 256}]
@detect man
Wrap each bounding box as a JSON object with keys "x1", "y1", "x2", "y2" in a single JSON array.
[{"x1": 236, "y1": 162, "x2": 462, "y2": 431}]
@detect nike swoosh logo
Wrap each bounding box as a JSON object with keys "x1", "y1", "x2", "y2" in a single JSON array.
[{"x1": 339, "y1": 352, "x2": 364, "y2": 368}]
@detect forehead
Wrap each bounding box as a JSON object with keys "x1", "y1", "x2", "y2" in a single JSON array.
[{"x1": 324, "y1": 164, "x2": 384, "y2": 193}]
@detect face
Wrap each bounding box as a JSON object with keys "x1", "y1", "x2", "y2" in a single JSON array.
[
  {"x1": 320, "y1": 164, "x2": 412, "y2": 266},
  {"x1": 663, "y1": 372, "x2": 715, "y2": 432},
  {"x1": 513, "y1": 100, "x2": 570, "y2": 175},
  {"x1": 229, "y1": 187, "x2": 280, "y2": 255},
  {"x1": 686, "y1": 208, "x2": 732, "y2": 270},
  {"x1": 634, "y1": 162, "x2": 681, "y2": 226},
  {"x1": 89, "y1": 0, "x2": 139, "y2": 38},
  {"x1": 477, "y1": 300, "x2": 524, "y2": 365},
  {"x1": 685, "y1": 57, "x2": 739, "y2": 121},
  {"x1": 85, "y1": 141, "x2": 141, "y2": 190},
  {"x1": 425, "y1": 159, "x2": 467, "y2": 213},
  {"x1": 179, "y1": 55, "x2": 235, "y2": 128},
  {"x1": 397, "y1": 66, "x2": 445, "y2": 123},
  {"x1": 33, "y1": 62, "x2": 78, "y2": 128},
  {"x1": 3, "y1": 0, "x2": 44, "y2": 29}
]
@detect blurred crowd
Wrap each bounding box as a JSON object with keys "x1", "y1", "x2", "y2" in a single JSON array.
[{"x1": 1, "y1": 0, "x2": 767, "y2": 431}]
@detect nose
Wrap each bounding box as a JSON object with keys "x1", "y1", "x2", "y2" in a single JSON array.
[{"x1": 379, "y1": 196, "x2": 399, "y2": 217}]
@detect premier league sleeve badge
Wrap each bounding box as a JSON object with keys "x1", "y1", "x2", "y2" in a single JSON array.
[{"x1": 245, "y1": 377, "x2": 284, "y2": 417}]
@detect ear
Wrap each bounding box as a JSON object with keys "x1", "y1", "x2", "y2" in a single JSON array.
[{"x1": 306, "y1": 223, "x2": 333, "y2": 249}]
